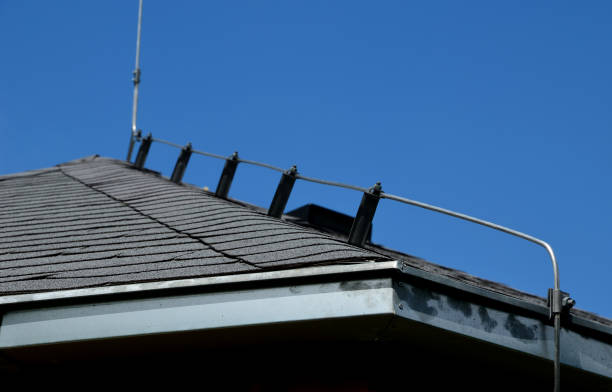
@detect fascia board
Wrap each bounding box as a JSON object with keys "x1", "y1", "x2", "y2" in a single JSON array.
[
  {"x1": 0, "y1": 260, "x2": 610, "y2": 379},
  {"x1": 0, "y1": 277, "x2": 395, "y2": 348},
  {"x1": 391, "y1": 277, "x2": 612, "y2": 379}
]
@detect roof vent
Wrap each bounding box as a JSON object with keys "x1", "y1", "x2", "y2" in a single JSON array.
[{"x1": 286, "y1": 204, "x2": 372, "y2": 243}]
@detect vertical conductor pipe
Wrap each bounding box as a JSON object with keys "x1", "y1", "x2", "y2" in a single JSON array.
[
  {"x1": 379, "y1": 192, "x2": 566, "y2": 392},
  {"x1": 554, "y1": 314, "x2": 561, "y2": 392},
  {"x1": 126, "y1": 0, "x2": 144, "y2": 162}
]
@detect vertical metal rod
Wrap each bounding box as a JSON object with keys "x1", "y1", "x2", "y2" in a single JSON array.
[
  {"x1": 379, "y1": 192, "x2": 566, "y2": 391},
  {"x1": 379, "y1": 193, "x2": 560, "y2": 291},
  {"x1": 554, "y1": 314, "x2": 561, "y2": 392},
  {"x1": 126, "y1": 0, "x2": 144, "y2": 162}
]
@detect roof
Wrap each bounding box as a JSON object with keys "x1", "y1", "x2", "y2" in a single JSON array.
[
  {"x1": 0, "y1": 156, "x2": 386, "y2": 295},
  {"x1": 0, "y1": 155, "x2": 609, "y2": 328},
  {"x1": 1, "y1": 156, "x2": 611, "y2": 385}
]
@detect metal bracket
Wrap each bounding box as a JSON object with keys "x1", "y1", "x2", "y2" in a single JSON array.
[
  {"x1": 133, "y1": 68, "x2": 141, "y2": 85},
  {"x1": 348, "y1": 182, "x2": 382, "y2": 247},
  {"x1": 215, "y1": 152, "x2": 239, "y2": 199},
  {"x1": 547, "y1": 288, "x2": 575, "y2": 320},
  {"x1": 170, "y1": 143, "x2": 193, "y2": 184},
  {"x1": 133, "y1": 132, "x2": 152, "y2": 169},
  {"x1": 268, "y1": 166, "x2": 298, "y2": 218}
]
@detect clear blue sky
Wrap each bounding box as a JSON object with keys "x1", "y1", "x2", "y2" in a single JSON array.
[{"x1": 1, "y1": 1, "x2": 610, "y2": 318}]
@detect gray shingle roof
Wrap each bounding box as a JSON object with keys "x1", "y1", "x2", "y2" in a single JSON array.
[
  {"x1": 2, "y1": 155, "x2": 611, "y2": 329},
  {"x1": 0, "y1": 156, "x2": 387, "y2": 295}
]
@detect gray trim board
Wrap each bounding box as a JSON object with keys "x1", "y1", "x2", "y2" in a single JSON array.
[{"x1": 0, "y1": 278, "x2": 395, "y2": 348}]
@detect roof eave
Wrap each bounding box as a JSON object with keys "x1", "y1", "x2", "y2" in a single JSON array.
[{"x1": 0, "y1": 259, "x2": 610, "y2": 380}]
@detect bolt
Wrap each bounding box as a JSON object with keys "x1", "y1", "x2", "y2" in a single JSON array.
[{"x1": 562, "y1": 296, "x2": 576, "y2": 309}]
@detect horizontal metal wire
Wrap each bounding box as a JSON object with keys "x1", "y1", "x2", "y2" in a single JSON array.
[
  {"x1": 150, "y1": 137, "x2": 286, "y2": 172},
  {"x1": 382, "y1": 188, "x2": 561, "y2": 392},
  {"x1": 295, "y1": 174, "x2": 369, "y2": 193},
  {"x1": 144, "y1": 135, "x2": 559, "y2": 290},
  {"x1": 236, "y1": 158, "x2": 285, "y2": 173},
  {"x1": 151, "y1": 137, "x2": 184, "y2": 150},
  {"x1": 152, "y1": 137, "x2": 367, "y2": 188},
  {"x1": 192, "y1": 148, "x2": 228, "y2": 161},
  {"x1": 380, "y1": 192, "x2": 559, "y2": 290}
]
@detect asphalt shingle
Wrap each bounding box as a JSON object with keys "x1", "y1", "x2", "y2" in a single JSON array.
[
  {"x1": 0, "y1": 156, "x2": 388, "y2": 295},
  {"x1": 1, "y1": 156, "x2": 611, "y2": 330}
]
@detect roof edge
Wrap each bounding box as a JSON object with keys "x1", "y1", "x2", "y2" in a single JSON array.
[
  {"x1": 0, "y1": 257, "x2": 609, "y2": 339},
  {"x1": 0, "y1": 260, "x2": 396, "y2": 306}
]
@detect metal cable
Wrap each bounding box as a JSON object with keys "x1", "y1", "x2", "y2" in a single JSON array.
[
  {"x1": 150, "y1": 137, "x2": 285, "y2": 172},
  {"x1": 151, "y1": 137, "x2": 185, "y2": 150},
  {"x1": 138, "y1": 133, "x2": 563, "y2": 389},
  {"x1": 150, "y1": 135, "x2": 562, "y2": 285},
  {"x1": 144, "y1": 135, "x2": 561, "y2": 290},
  {"x1": 295, "y1": 174, "x2": 369, "y2": 193},
  {"x1": 380, "y1": 192, "x2": 559, "y2": 290},
  {"x1": 380, "y1": 191, "x2": 561, "y2": 391},
  {"x1": 235, "y1": 158, "x2": 285, "y2": 173},
  {"x1": 121, "y1": 0, "x2": 563, "y2": 382},
  {"x1": 192, "y1": 148, "x2": 229, "y2": 161}
]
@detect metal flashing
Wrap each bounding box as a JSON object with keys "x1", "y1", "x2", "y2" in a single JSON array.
[
  {"x1": 0, "y1": 258, "x2": 609, "y2": 340},
  {"x1": 0, "y1": 260, "x2": 395, "y2": 306}
]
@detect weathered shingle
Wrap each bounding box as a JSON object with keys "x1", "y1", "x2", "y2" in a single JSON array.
[{"x1": 0, "y1": 156, "x2": 388, "y2": 295}]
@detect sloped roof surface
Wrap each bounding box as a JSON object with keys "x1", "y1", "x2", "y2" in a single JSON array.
[
  {"x1": 2, "y1": 155, "x2": 611, "y2": 329},
  {"x1": 0, "y1": 156, "x2": 387, "y2": 295}
]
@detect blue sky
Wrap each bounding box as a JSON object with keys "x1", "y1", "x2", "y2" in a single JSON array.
[{"x1": 1, "y1": 1, "x2": 610, "y2": 318}]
